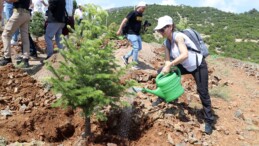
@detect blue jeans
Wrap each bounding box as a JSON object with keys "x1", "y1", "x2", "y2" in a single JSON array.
[
  {"x1": 125, "y1": 34, "x2": 142, "y2": 63},
  {"x1": 45, "y1": 22, "x2": 65, "y2": 57},
  {"x1": 4, "y1": 2, "x2": 19, "y2": 41}
]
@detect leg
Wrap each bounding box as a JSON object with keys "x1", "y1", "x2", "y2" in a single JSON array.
[
  {"x1": 126, "y1": 34, "x2": 139, "y2": 63},
  {"x1": 29, "y1": 33, "x2": 37, "y2": 56},
  {"x1": 19, "y1": 13, "x2": 31, "y2": 59},
  {"x1": 45, "y1": 23, "x2": 59, "y2": 57},
  {"x1": 55, "y1": 23, "x2": 65, "y2": 49},
  {"x1": 2, "y1": 11, "x2": 23, "y2": 59},
  {"x1": 125, "y1": 34, "x2": 134, "y2": 59},
  {"x1": 138, "y1": 35, "x2": 142, "y2": 51},
  {"x1": 192, "y1": 59, "x2": 214, "y2": 123},
  {"x1": 12, "y1": 29, "x2": 20, "y2": 42}
]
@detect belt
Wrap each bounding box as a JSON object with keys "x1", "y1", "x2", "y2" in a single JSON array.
[{"x1": 13, "y1": 8, "x2": 30, "y2": 13}]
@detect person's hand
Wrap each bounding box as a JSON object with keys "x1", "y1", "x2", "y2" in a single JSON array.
[
  {"x1": 161, "y1": 64, "x2": 171, "y2": 74},
  {"x1": 116, "y1": 30, "x2": 121, "y2": 36}
]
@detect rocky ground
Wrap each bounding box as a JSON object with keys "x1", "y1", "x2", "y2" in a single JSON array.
[{"x1": 0, "y1": 39, "x2": 259, "y2": 146}]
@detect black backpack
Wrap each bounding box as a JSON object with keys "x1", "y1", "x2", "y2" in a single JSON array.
[
  {"x1": 122, "y1": 22, "x2": 129, "y2": 35},
  {"x1": 165, "y1": 28, "x2": 209, "y2": 58}
]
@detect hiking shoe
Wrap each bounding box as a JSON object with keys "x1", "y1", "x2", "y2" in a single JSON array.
[
  {"x1": 205, "y1": 122, "x2": 213, "y2": 135},
  {"x1": 121, "y1": 56, "x2": 129, "y2": 65},
  {"x1": 30, "y1": 53, "x2": 38, "y2": 59},
  {"x1": 11, "y1": 40, "x2": 19, "y2": 46},
  {"x1": 152, "y1": 97, "x2": 164, "y2": 107},
  {"x1": 0, "y1": 57, "x2": 12, "y2": 66},
  {"x1": 18, "y1": 58, "x2": 30, "y2": 68}
]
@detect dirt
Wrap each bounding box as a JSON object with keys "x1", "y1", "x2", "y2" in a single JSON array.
[{"x1": 0, "y1": 39, "x2": 259, "y2": 146}]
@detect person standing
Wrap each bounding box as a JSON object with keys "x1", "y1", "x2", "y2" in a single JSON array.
[
  {"x1": 0, "y1": 0, "x2": 31, "y2": 68},
  {"x1": 153, "y1": 15, "x2": 215, "y2": 134},
  {"x1": 74, "y1": 4, "x2": 83, "y2": 25},
  {"x1": 116, "y1": 1, "x2": 146, "y2": 70},
  {"x1": 44, "y1": 0, "x2": 66, "y2": 59}
]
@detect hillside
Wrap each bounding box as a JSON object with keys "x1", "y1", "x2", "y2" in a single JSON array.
[
  {"x1": 0, "y1": 40, "x2": 258, "y2": 145},
  {"x1": 107, "y1": 5, "x2": 259, "y2": 63}
]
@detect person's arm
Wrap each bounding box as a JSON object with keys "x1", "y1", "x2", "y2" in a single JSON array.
[
  {"x1": 116, "y1": 18, "x2": 128, "y2": 35},
  {"x1": 162, "y1": 34, "x2": 188, "y2": 74},
  {"x1": 40, "y1": 0, "x2": 48, "y2": 7}
]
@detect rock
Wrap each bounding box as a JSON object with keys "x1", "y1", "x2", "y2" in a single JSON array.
[
  {"x1": 1, "y1": 107, "x2": 12, "y2": 116},
  {"x1": 235, "y1": 109, "x2": 245, "y2": 120},
  {"x1": 56, "y1": 93, "x2": 62, "y2": 99},
  {"x1": 167, "y1": 133, "x2": 174, "y2": 145},
  {"x1": 27, "y1": 102, "x2": 34, "y2": 109},
  {"x1": 44, "y1": 100, "x2": 50, "y2": 106},
  {"x1": 176, "y1": 142, "x2": 186, "y2": 146},
  {"x1": 0, "y1": 137, "x2": 7, "y2": 145},
  {"x1": 14, "y1": 87, "x2": 19, "y2": 93},
  {"x1": 19, "y1": 104, "x2": 27, "y2": 113},
  {"x1": 202, "y1": 141, "x2": 209, "y2": 146},
  {"x1": 158, "y1": 132, "x2": 163, "y2": 136},
  {"x1": 7, "y1": 80, "x2": 13, "y2": 85},
  {"x1": 107, "y1": 143, "x2": 117, "y2": 146},
  {"x1": 174, "y1": 123, "x2": 183, "y2": 132},
  {"x1": 238, "y1": 135, "x2": 245, "y2": 140}
]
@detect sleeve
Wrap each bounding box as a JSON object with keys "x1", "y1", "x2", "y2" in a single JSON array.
[{"x1": 126, "y1": 11, "x2": 135, "y2": 20}]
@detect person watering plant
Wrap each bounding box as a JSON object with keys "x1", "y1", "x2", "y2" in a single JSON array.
[
  {"x1": 153, "y1": 15, "x2": 214, "y2": 135},
  {"x1": 116, "y1": 1, "x2": 146, "y2": 70}
]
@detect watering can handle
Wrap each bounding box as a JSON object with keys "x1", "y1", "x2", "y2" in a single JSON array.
[
  {"x1": 171, "y1": 66, "x2": 181, "y2": 79},
  {"x1": 157, "y1": 66, "x2": 181, "y2": 79}
]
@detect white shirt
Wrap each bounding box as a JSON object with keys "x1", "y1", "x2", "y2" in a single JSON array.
[
  {"x1": 74, "y1": 8, "x2": 83, "y2": 19},
  {"x1": 32, "y1": 0, "x2": 48, "y2": 14},
  {"x1": 170, "y1": 32, "x2": 203, "y2": 72}
]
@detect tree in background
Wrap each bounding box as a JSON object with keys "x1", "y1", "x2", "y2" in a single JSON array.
[
  {"x1": 30, "y1": 12, "x2": 45, "y2": 41},
  {"x1": 176, "y1": 12, "x2": 189, "y2": 30},
  {"x1": 47, "y1": 4, "x2": 135, "y2": 139},
  {"x1": 73, "y1": 0, "x2": 77, "y2": 15}
]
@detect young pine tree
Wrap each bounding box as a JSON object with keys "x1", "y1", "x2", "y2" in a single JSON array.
[
  {"x1": 47, "y1": 4, "x2": 134, "y2": 138},
  {"x1": 30, "y1": 12, "x2": 45, "y2": 41}
]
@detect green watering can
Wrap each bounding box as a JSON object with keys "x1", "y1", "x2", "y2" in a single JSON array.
[{"x1": 133, "y1": 67, "x2": 184, "y2": 102}]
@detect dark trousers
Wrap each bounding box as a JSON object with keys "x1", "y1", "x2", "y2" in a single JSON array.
[{"x1": 159, "y1": 58, "x2": 214, "y2": 123}]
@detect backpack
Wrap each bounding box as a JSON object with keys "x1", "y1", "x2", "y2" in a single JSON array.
[
  {"x1": 165, "y1": 28, "x2": 209, "y2": 58},
  {"x1": 122, "y1": 22, "x2": 129, "y2": 35}
]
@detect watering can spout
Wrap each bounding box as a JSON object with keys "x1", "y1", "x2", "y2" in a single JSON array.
[{"x1": 143, "y1": 88, "x2": 165, "y2": 98}]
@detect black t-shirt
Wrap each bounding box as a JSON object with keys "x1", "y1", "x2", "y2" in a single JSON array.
[
  {"x1": 13, "y1": 0, "x2": 30, "y2": 10},
  {"x1": 126, "y1": 11, "x2": 143, "y2": 35}
]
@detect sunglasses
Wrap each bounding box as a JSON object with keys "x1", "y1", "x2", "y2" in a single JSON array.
[{"x1": 158, "y1": 25, "x2": 169, "y2": 33}]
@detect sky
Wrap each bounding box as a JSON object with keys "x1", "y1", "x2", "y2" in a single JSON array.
[{"x1": 76, "y1": 0, "x2": 259, "y2": 13}]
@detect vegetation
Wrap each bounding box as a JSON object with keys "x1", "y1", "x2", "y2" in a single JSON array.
[
  {"x1": 107, "y1": 5, "x2": 259, "y2": 63},
  {"x1": 30, "y1": 12, "x2": 45, "y2": 40},
  {"x1": 47, "y1": 4, "x2": 134, "y2": 138}
]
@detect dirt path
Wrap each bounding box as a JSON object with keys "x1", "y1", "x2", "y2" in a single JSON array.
[{"x1": 0, "y1": 40, "x2": 258, "y2": 145}]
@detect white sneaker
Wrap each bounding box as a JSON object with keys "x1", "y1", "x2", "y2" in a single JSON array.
[{"x1": 11, "y1": 40, "x2": 19, "y2": 46}]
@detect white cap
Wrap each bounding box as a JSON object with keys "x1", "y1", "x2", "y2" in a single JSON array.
[
  {"x1": 154, "y1": 15, "x2": 173, "y2": 30},
  {"x1": 136, "y1": 1, "x2": 146, "y2": 8}
]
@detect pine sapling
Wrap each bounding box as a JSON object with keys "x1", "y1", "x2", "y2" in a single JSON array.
[{"x1": 47, "y1": 4, "x2": 135, "y2": 139}]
